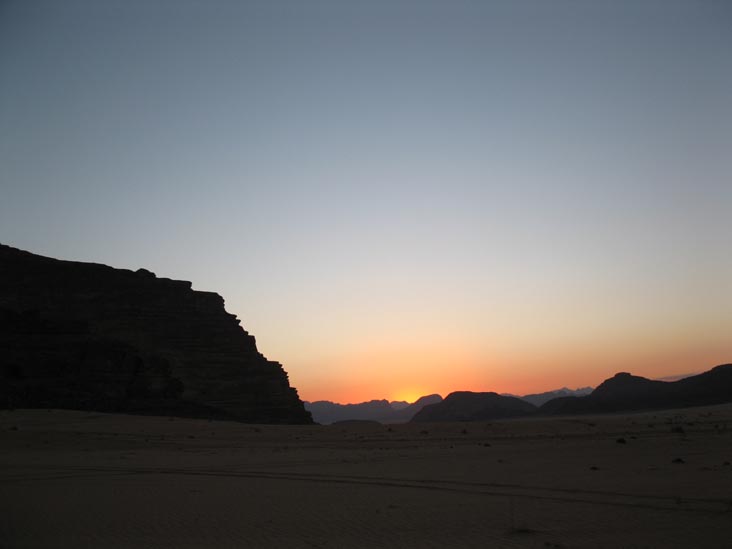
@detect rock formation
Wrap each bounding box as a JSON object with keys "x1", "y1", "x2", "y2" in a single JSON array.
[
  {"x1": 539, "y1": 364, "x2": 732, "y2": 415},
  {"x1": 0, "y1": 243, "x2": 312, "y2": 424},
  {"x1": 389, "y1": 394, "x2": 444, "y2": 422},
  {"x1": 411, "y1": 391, "x2": 536, "y2": 422}
]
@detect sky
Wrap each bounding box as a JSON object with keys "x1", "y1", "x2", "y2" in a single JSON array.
[{"x1": 1, "y1": 0, "x2": 731, "y2": 404}]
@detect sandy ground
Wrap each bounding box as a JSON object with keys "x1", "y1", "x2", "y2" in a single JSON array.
[{"x1": 2, "y1": 405, "x2": 731, "y2": 548}]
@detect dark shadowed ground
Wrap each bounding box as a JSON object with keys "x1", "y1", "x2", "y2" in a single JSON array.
[{"x1": 2, "y1": 404, "x2": 731, "y2": 548}]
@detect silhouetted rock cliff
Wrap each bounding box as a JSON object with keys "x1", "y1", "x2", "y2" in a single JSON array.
[
  {"x1": 0, "y1": 244, "x2": 312, "y2": 424},
  {"x1": 539, "y1": 365, "x2": 732, "y2": 415},
  {"x1": 411, "y1": 392, "x2": 536, "y2": 422}
]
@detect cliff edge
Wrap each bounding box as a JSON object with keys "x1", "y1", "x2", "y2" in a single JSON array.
[{"x1": 0, "y1": 244, "x2": 312, "y2": 424}]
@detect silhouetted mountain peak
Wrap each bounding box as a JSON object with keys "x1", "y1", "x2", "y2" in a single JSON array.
[
  {"x1": 411, "y1": 391, "x2": 536, "y2": 422},
  {"x1": 540, "y1": 364, "x2": 732, "y2": 415},
  {"x1": 603, "y1": 372, "x2": 649, "y2": 384},
  {"x1": 592, "y1": 372, "x2": 660, "y2": 398},
  {"x1": 412, "y1": 394, "x2": 443, "y2": 406},
  {"x1": 445, "y1": 390, "x2": 498, "y2": 400}
]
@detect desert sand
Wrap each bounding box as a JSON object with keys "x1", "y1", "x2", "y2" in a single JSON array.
[{"x1": 2, "y1": 405, "x2": 731, "y2": 548}]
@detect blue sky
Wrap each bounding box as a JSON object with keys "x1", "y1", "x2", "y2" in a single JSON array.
[{"x1": 1, "y1": 0, "x2": 730, "y2": 401}]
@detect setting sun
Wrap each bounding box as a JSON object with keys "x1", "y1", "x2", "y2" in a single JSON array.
[{"x1": 392, "y1": 390, "x2": 424, "y2": 404}]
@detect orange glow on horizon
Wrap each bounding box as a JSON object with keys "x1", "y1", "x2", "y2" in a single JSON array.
[
  {"x1": 293, "y1": 342, "x2": 731, "y2": 404},
  {"x1": 260, "y1": 269, "x2": 732, "y2": 405},
  {"x1": 391, "y1": 390, "x2": 427, "y2": 404}
]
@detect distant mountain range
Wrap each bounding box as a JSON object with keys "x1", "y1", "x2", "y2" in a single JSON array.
[
  {"x1": 539, "y1": 364, "x2": 732, "y2": 416},
  {"x1": 412, "y1": 392, "x2": 535, "y2": 422},
  {"x1": 409, "y1": 364, "x2": 732, "y2": 422},
  {"x1": 305, "y1": 394, "x2": 442, "y2": 424},
  {"x1": 505, "y1": 387, "x2": 593, "y2": 407},
  {"x1": 306, "y1": 365, "x2": 730, "y2": 424},
  {"x1": 305, "y1": 387, "x2": 592, "y2": 424}
]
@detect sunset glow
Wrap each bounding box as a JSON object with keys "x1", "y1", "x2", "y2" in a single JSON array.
[{"x1": 291, "y1": 342, "x2": 732, "y2": 404}]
